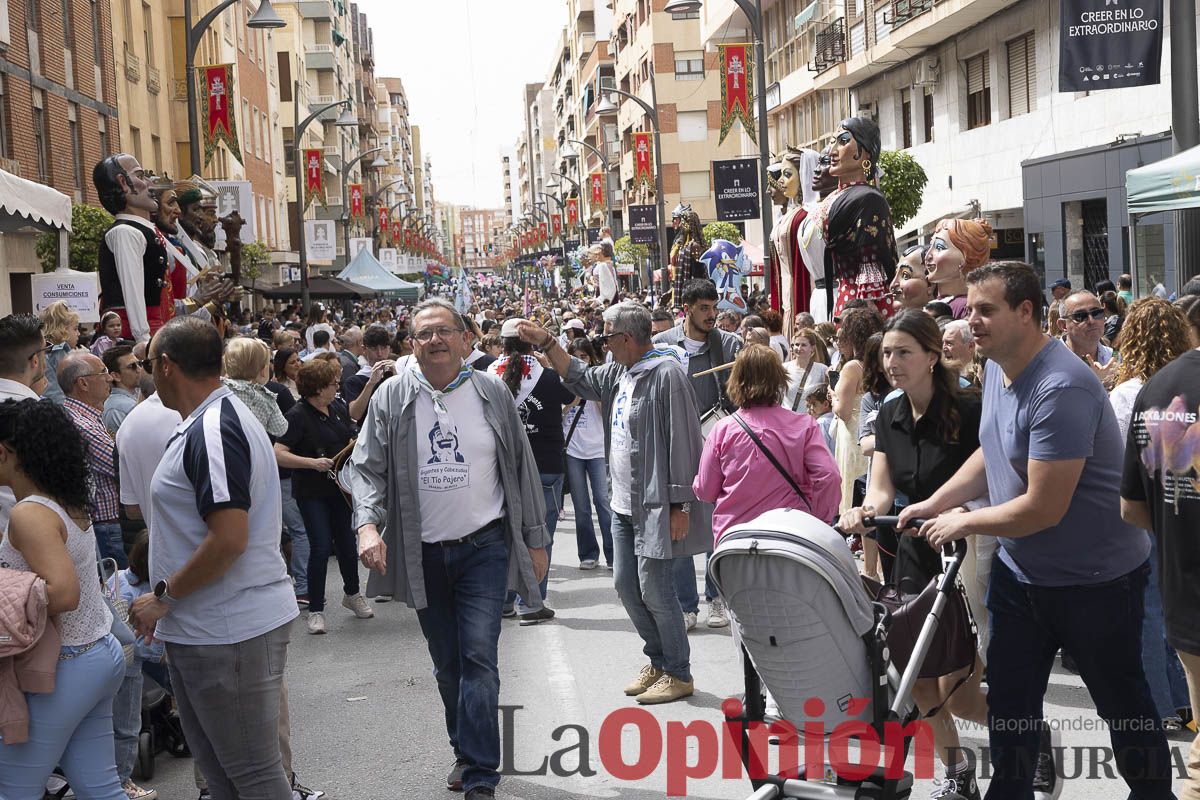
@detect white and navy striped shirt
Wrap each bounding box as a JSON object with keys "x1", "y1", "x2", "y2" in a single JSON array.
[{"x1": 149, "y1": 386, "x2": 298, "y2": 645}]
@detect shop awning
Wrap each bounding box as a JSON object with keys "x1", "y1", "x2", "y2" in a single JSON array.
[
  {"x1": 1126, "y1": 143, "x2": 1200, "y2": 215},
  {"x1": 0, "y1": 167, "x2": 72, "y2": 234}
]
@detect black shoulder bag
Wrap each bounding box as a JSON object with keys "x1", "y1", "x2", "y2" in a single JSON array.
[{"x1": 731, "y1": 412, "x2": 811, "y2": 514}]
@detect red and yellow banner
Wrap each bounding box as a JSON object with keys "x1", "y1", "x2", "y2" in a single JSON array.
[
  {"x1": 377, "y1": 207, "x2": 390, "y2": 241},
  {"x1": 348, "y1": 184, "x2": 364, "y2": 220},
  {"x1": 303, "y1": 149, "x2": 324, "y2": 208},
  {"x1": 590, "y1": 172, "x2": 605, "y2": 209},
  {"x1": 551, "y1": 213, "x2": 562, "y2": 236},
  {"x1": 566, "y1": 197, "x2": 579, "y2": 227},
  {"x1": 200, "y1": 64, "x2": 242, "y2": 167},
  {"x1": 718, "y1": 43, "x2": 756, "y2": 146},
  {"x1": 539, "y1": 223, "x2": 547, "y2": 243},
  {"x1": 633, "y1": 131, "x2": 654, "y2": 189}
]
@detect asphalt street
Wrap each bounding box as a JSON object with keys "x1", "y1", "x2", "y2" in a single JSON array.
[{"x1": 144, "y1": 500, "x2": 1195, "y2": 799}]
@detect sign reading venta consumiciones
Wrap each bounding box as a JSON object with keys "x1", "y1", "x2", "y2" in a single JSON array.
[{"x1": 1059, "y1": 0, "x2": 1162, "y2": 92}]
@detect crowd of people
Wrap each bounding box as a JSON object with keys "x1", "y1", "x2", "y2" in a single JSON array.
[{"x1": 1, "y1": 151, "x2": 1199, "y2": 800}]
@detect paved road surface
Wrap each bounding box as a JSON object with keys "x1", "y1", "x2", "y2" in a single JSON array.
[{"x1": 143, "y1": 501, "x2": 1194, "y2": 799}]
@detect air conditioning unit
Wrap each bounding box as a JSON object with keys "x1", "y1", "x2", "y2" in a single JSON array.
[
  {"x1": 914, "y1": 58, "x2": 940, "y2": 86},
  {"x1": 857, "y1": 102, "x2": 876, "y2": 121}
]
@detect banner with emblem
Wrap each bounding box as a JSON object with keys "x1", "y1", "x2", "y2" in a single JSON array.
[
  {"x1": 718, "y1": 44, "x2": 756, "y2": 146},
  {"x1": 348, "y1": 184, "x2": 364, "y2": 220},
  {"x1": 566, "y1": 197, "x2": 580, "y2": 227},
  {"x1": 551, "y1": 213, "x2": 562, "y2": 237},
  {"x1": 590, "y1": 172, "x2": 605, "y2": 209},
  {"x1": 377, "y1": 206, "x2": 389, "y2": 241},
  {"x1": 303, "y1": 149, "x2": 324, "y2": 208},
  {"x1": 392, "y1": 217, "x2": 402, "y2": 244},
  {"x1": 200, "y1": 64, "x2": 243, "y2": 167},
  {"x1": 633, "y1": 132, "x2": 654, "y2": 189}
]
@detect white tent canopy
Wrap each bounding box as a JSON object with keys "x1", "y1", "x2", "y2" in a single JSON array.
[
  {"x1": 338, "y1": 247, "x2": 424, "y2": 299},
  {"x1": 0, "y1": 167, "x2": 73, "y2": 269}
]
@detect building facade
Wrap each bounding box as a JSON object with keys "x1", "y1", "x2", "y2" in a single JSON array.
[{"x1": 457, "y1": 206, "x2": 507, "y2": 271}]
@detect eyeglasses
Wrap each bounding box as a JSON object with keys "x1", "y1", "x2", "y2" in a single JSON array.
[
  {"x1": 411, "y1": 327, "x2": 463, "y2": 343},
  {"x1": 78, "y1": 371, "x2": 113, "y2": 381},
  {"x1": 139, "y1": 356, "x2": 162, "y2": 373},
  {"x1": 119, "y1": 362, "x2": 143, "y2": 372},
  {"x1": 26, "y1": 341, "x2": 53, "y2": 362},
  {"x1": 596, "y1": 332, "x2": 628, "y2": 346},
  {"x1": 1067, "y1": 307, "x2": 1105, "y2": 324}
]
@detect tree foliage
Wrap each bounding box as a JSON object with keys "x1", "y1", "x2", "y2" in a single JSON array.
[
  {"x1": 878, "y1": 150, "x2": 928, "y2": 231},
  {"x1": 614, "y1": 235, "x2": 649, "y2": 267},
  {"x1": 36, "y1": 204, "x2": 114, "y2": 273},
  {"x1": 241, "y1": 241, "x2": 269, "y2": 284},
  {"x1": 702, "y1": 221, "x2": 743, "y2": 249}
]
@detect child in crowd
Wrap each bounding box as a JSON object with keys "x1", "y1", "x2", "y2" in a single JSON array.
[{"x1": 804, "y1": 383, "x2": 837, "y2": 457}]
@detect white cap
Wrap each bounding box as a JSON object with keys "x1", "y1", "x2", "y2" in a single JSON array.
[
  {"x1": 564, "y1": 319, "x2": 585, "y2": 331},
  {"x1": 500, "y1": 318, "x2": 528, "y2": 338}
]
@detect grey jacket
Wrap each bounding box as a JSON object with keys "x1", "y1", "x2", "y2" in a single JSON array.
[
  {"x1": 347, "y1": 369, "x2": 549, "y2": 610},
  {"x1": 562, "y1": 355, "x2": 712, "y2": 560},
  {"x1": 652, "y1": 325, "x2": 743, "y2": 413}
]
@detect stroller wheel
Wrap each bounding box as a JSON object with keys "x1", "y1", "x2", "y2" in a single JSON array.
[{"x1": 137, "y1": 730, "x2": 155, "y2": 780}]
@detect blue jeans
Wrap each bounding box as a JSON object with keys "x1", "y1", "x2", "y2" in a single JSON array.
[
  {"x1": 0, "y1": 634, "x2": 125, "y2": 800},
  {"x1": 280, "y1": 478, "x2": 310, "y2": 597},
  {"x1": 515, "y1": 472, "x2": 562, "y2": 614},
  {"x1": 296, "y1": 494, "x2": 359, "y2": 613},
  {"x1": 94, "y1": 521, "x2": 127, "y2": 569},
  {"x1": 1143, "y1": 535, "x2": 1191, "y2": 718},
  {"x1": 672, "y1": 552, "x2": 717, "y2": 614},
  {"x1": 113, "y1": 667, "x2": 143, "y2": 782},
  {"x1": 984, "y1": 556, "x2": 1172, "y2": 800},
  {"x1": 566, "y1": 455, "x2": 612, "y2": 565},
  {"x1": 416, "y1": 522, "x2": 509, "y2": 794},
  {"x1": 612, "y1": 513, "x2": 692, "y2": 682}
]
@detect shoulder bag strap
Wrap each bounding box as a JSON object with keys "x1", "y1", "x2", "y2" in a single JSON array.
[
  {"x1": 563, "y1": 402, "x2": 585, "y2": 452},
  {"x1": 732, "y1": 412, "x2": 811, "y2": 512},
  {"x1": 707, "y1": 328, "x2": 728, "y2": 407},
  {"x1": 789, "y1": 362, "x2": 814, "y2": 412}
]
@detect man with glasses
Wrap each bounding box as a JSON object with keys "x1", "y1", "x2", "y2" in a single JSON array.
[
  {"x1": 1058, "y1": 289, "x2": 1117, "y2": 388},
  {"x1": 0, "y1": 314, "x2": 48, "y2": 530},
  {"x1": 101, "y1": 345, "x2": 142, "y2": 435},
  {"x1": 351, "y1": 298, "x2": 549, "y2": 800},
  {"x1": 58, "y1": 350, "x2": 125, "y2": 567}
]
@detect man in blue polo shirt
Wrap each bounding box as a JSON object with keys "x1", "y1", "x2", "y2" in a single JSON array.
[{"x1": 900, "y1": 263, "x2": 1171, "y2": 800}]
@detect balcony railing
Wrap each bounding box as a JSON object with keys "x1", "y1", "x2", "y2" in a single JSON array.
[
  {"x1": 810, "y1": 18, "x2": 847, "y2": 74},
  {"x1": 886, "y1": 0, "x2": 933, "y2": 28},
  {"x1": 124, "y1": 50, "x2": 141, "y2": 83},
  {"x1": 147, "y1": 66, "x2": 161, "y2": 94}
]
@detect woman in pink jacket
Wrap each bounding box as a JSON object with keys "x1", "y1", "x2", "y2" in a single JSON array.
[{"x1": 693, "y1": 344, "x2": 842, "y2": 542}]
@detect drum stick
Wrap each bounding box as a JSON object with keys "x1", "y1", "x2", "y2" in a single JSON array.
[{"x1": 691, "y1": 362, "x2": 735, "y2": 378}]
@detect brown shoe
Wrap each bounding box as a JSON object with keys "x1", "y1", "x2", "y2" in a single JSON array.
[
  {"x1": 623, "y1": 664, "x2": 664, "y2": 696},
  {"x1": 636, "y1": 674, "x2": 694, "y2": 705}
]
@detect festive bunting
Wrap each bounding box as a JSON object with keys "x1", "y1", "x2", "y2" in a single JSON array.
[
  {"x1": 303, "y1": 149, "x2": 324, "y2": 208},
  {"x1": 633, "y1": 132, "x2": 654, "y2": 189},
  {"x1": 590, "y1": 172, "x2": 605, "y2": 209},
  {"x1": 348, "y1": 184, "x2": 364, "y2": 220},
  {"x1": 718, "y1": 44, "x2": 756, "y2": 146},
  {"x1": 566, "y1": 197, "x2": 579, "y2": 227},
  {"x1": 199, "y1": 64, "x2": 243, "y2": 168}
]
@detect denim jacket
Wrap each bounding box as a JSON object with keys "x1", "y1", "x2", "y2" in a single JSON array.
[
  {"x1": 562, "y1": 356, "x2": 712, "y2": 560},
  {"x1": 347, "y1": 369, "x2": 549, "y2": 611}
]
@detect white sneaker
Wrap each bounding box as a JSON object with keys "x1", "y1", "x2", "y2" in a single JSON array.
[
  {"x1": 683, "y1": 611, "x2": 698, "y2": 631},
  {"x1": 122, "y1": 780, "x2": 158, "y2": 799},
  {"x1": 342, "y1": 593, "x2": 375, "y2": 619},
  {"x1": 306, "y1": 611, "x2": 326, "y2": 634},
  {"x1": 579, "y1": 559, "x2": 598, "y2": 570},
  {"x1": 707, "y1": 597, "x2": 730, "y2": 628}
]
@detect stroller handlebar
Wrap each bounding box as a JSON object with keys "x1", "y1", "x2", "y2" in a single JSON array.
[{"x1": 839, "y1": 516, "x2": 969, "y2": 559}]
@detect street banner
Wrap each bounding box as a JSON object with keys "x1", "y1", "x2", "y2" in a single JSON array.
[
  {"x1": 552, "y1": 213, "x2": 562, "y2": 236},
  {"x1": 380, "y1": 249, "x2": 398, "y2": 271},
  {"x1": 31, "y1": 269, "x2": 100, "y2": 323},
  {"x1": 718, "y1": 44, "x2": 756, "y2": 146},
  {"x1": 350, "y1": 238, "x2": 373, "y2": 258},
  {"x1": 199, "y1": 64, "x2": 243, "y2": 167},
  {"x1": 539, "y1": 223, "x2": 547, "y2": 243},
  {"x1": 378, "y1": 207, "x2": 390, "y2": 241},
  {"x1": 392, "y1": 218, "x2": 402, "y2": 244},
  {"x1": 303, "y1": 149, "x2": 324, "y2": 208},
  {"x1": 590, "y1": 172, "x2": 605, "y2": 209},
  {"x1": 348, "y1": 184, "x2": 365, "y2": 220},
  {"x1": 628, "y1": 205, "x2": 657, "y2": 245},
  {"x1": 305, "y1": 220, "x2": 335, "y2": 262},
  {"x1": 712, "y1": 158, "x2": 761, "y2": 222},
  {"x1": 212, "y1": 180, "x2": 257, "y2": 249},
  {"x1": 633, "y1": 132, "x2": 654, "y2": 189},
  {"x1": 1059, "y1": 0, "x2": 1162, "y2": 91},
  {"x1": 566, "y1": 197, "x2": 580, "y2": 227}
]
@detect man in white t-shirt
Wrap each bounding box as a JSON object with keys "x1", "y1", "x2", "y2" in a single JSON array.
[
  {"x1": 352, "y1": 298, "x2": 549, "y2": 800},
  {"x1": 0, "y1": 314, "x2": 46, "y2": 532}
]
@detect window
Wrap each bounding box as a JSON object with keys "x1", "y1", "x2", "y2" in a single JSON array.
[
  {"x1": 922, "y1": 87, "x2": 934, "y2": 143},
  {"x1": 674, "y1": 51, "x2": 703, "y2": 81},
  {"x1": 141, "y1": 2, "x2": 153, "y2": 62},
  {"x1": 121, "y1": 0, "x2": 132, "y2": 45},
  {"x1": 61, "y1": 0, "x2": 73, "y2": 46},
  {"x1": 25, "y1": 0, "x2": 38, "y2": 32},
  {"x1": 900, "y1": 89, "x2": 912, "y2": 149},
  {"x1": 965, "y1": 52, "x2": 991, "y2": 130},
  {"x1": 32, "y1": 91, "x2": 49, "y2": 182},
  {"x1": 129, "y1": 125, "x2": 142, "y2": 164},
  {"x1": 1006, "y1": 32, "x2": 1036, "y2": 117},
  {"x1": 243, "y1": 98, "x2": 251, "y2": 154},
  {"x1": 245, "y1": 6, "x2": 255, "y2": 61},
  {"x1": 678, "y1": 110, "x2": 708, "y2": 143},
  {"x1": 278, "y1": 53, "x2": 291, "y2": 99},
  {"x1": 680, "y1": 170, "x2": 708, "y2": 199},
  {"x1": 670, "y1": 9, "x2": 699, "y2": 19},
  {"x1": 69, "y1": 103, "x2": 83, "y2": 187},
  {"x1": 152, "y1": 134, "x2": 162, "y2": 171},
  {"x1": 98, "y1": 114, "x2": 109, "y2": 158},
  {"x1": 90, "y1": 0, "x2": 103, "y2": 66}
]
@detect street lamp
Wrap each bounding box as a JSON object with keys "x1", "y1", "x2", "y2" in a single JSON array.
[
  {"x1": 595, "y1": 86, "x2": 668, "y2": 298},
  {"x1": 552, "y1": 172, "x2": 587, "y2": 244},
  {"x1": 293, "y1": 81, "x2": 356, "y2": 312},
  {"x1": 540, "y1": 192, "x2": 569, "y2": 268},
  {"x1": 340, "y1": 145, "x2": 390, "y2": 266},
  {"x1": 185, "y1": 0, "x2": 285, "y2": 174},
  {"x1": 662, "y1": 0, "x2": 774, "y2": 300},
  {"x1": 563, "y1": 138, "x2": 615, "y2": 232}
]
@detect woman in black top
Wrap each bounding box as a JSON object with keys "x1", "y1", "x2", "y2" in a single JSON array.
[
  {"x1": 274, "y1": 357, "x2": 373, "y2": 635},
  {"x1": 837, "y1": 310, "x2": 987, "y2": 792}
]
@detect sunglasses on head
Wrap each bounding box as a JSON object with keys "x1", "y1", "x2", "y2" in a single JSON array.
[{"x1": 1068, "y1": 308, "x2": 1105, "y2": 324}]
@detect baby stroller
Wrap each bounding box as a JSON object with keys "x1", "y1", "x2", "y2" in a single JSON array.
[
  {"x1": 709, "y1": 508, "x2": 967, "y2": 800},
  {"x1": 134, "y1": 673, "x2": 190, "y2": 780}
]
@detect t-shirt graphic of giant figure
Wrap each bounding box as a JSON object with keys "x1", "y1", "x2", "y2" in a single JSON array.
[
  {"x1": 427, "y1": 421, "x2": 466, "y2": 465},
  {"x1": 421, "y1": 417, "x2": 471, "y2": 491}
]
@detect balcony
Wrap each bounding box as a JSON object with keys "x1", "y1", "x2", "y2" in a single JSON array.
[
  {"x1": 309, "y1": 95, "x2": 341, "y2": 120},
  {"x1": 810, "y1": 19, "x2": 847, "y2": 74},
  {"x1": 298, "y1": 0, "x2": 334, "y2": 19},
  {"x1": 147, "y1": 66, "x2": 161, "y2": 94},
  {"x1": 305, "y1": 43, "x2": 336, "y2": 72},
  {"x1": 889, "y1": 0, "x2": 933, "y2": 26},
  {"x1": 124, "y1": 50, "x2": 141, "y2": 83}
]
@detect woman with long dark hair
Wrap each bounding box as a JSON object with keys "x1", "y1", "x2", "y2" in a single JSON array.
[
  {"x1": 488, "y1": 319, "x2": 575, "y2": 624},
  {"x1": 837, "y1": 310, "x2": 988, "y2": 795},
  {"x1": 0, "y1": 399, "x2": 124, "y2": 799},
  {"x1": 563, "y1": 338, "x2": 613, "y2": 570},
  {"x1": 272, "y1": 348, "x2": 300, "y2": 399}
]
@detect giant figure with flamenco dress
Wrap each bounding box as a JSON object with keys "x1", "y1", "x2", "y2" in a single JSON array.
[{"x1": 770, "y1": 145, "x2": 840, "y2": 327}]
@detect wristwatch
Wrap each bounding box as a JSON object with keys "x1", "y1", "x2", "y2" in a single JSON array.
[{"x1": 153, "y1": 579, "x2": 177, "y2": 606}]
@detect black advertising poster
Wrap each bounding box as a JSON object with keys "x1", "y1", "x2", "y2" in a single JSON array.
[
  {"x1": 1059, "y1": 0, "x2": 1162, "y2": 92},
  {"x1": 587, "y1": 227, "x2": 601, "y2": 244},
  {"x1": 628, "y1": 205, "x2": 658, "y2": 245},
  {"x1": 713, "y1": 158, "x2": 760, "y2": 222}
]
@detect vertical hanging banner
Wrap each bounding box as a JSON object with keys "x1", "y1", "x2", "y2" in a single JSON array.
[
  {"x1": 566, "y1": 197, "x2": 580, "y2": 227},
  {"x1": 718, "y1": 44, "x2": 756, "y2": 145},
  {"x1": 539, "y1": 222, "x2": 548, "y2": 243},
  {"x1": 303, "y1": 149, "x2": 324, "y2": 208},
  {"x1": 348, "y1": 184, "x2": 364, "y2": 220},
  {"x1": 590, "y1": 172, "x2": 605, "y2": 209},
  {"x1": 712, "y1": 158, "x2": 761, "y2": 221},
  {"x1": 200, "y1": 64, "x2": 243, "y2": 167},
  {"x1": 552, "y1": 213, "x2": 562, "y2": 236},
  {"x1": 1059, "y1": 0, "x2": 1163, "y2": 91},
  {"x1": 633, "y1": 132, "x2": 654, "y2": 189},
  {"x1": 392, "y1": 218, "x2": 402, "y2": 244},
  {"x1": 377, "y1": 206, "x2": 389, "y2": 240},
  {"x1": 628, "y1": 204, "x2": 658, "y2": 245}
]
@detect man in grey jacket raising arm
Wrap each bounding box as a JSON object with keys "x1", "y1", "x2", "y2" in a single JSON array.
[
  {"x1": 350, "y1": 298, "x2": 549, "y2": 800},
  {"x1": 517, "y1": 301, "x2": 710, "y2": 705}
]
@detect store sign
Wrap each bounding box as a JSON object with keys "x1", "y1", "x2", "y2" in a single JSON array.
[
  {"x1": 31, "y1": 270, "x2": 100, "y2": 323},
  {"x1": 1059, "y1": 0, "x2": 1162, "y2": 91},
  {"x1": 628, "y1": 205, "x2": 658, "y2": 245},
  {"x1": 713, "y1": 158, "x2": 761, "y2": 222}
]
